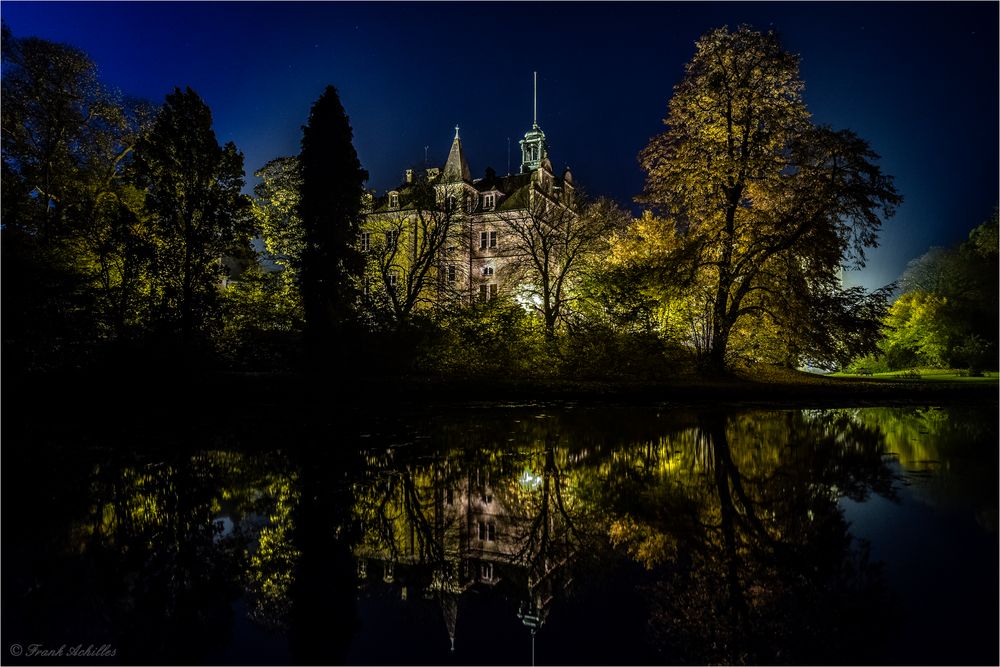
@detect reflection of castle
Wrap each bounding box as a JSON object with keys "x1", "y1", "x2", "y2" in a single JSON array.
[{"x1": 354, "y1": 457, "x2": 576, "y2": 652}]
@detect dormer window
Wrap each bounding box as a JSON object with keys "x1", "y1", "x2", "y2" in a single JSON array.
[
  {"x1": 389, "y1": 192, "x2": 399, "y2": 209},
  {"x1": 483, "y1": 193, "x2": 495, "y2": 210}
]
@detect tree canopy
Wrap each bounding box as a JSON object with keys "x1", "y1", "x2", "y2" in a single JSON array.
[{"x1": 637, "y1": 26, "x2": 900, "y2": 371}]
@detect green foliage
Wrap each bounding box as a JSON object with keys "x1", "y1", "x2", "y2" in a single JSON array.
[
  {"x1": 253, "y1": 156, "x2": 305, "y2": 273},
  {"x1": 417, "y1": 299, "x2": 548, "y2": 379},
  {"x1": 559, "y1": 322, "x2": 693, "y2": 380},
  {"x1": 872, "y1": 210, "x2": 998, "y2": 372},
  {"x1": 218, "y1": 265, "x2": 304, "y2": 370},
  {"x1": 1, "y1": 24, "x2": 155, "y2": 369},
  {"x1": 134, "y1": 87, "x2": 252, "y2": 351}
]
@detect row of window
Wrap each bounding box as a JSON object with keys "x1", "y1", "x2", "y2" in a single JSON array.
[
  {"x1": 359, "y1": 230, "x2": 497, "y2": 252},
  {"x1": 388, "y1": 192, "x2": 498, "y2": 211}
]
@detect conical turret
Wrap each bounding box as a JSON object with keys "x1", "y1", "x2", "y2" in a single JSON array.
[{"x1": 443, "y1": 125, "x2": 472, "y2": 182}]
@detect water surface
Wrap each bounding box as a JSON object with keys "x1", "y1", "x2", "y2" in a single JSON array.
[{"x1": 3, "y1": 404, "x2": 997, "y2": 665}]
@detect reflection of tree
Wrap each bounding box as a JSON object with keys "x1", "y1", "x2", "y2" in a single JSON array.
[
  {"x1": 68, "y1": 450, "x2": 289, "y2": 661},
  {"x1": 611, "y1": 411, "x2": 897, "y2": 664}
]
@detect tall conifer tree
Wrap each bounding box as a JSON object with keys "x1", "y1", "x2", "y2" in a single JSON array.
[{"x1": 297, "y1": 85, "x2": 368, "y2": 365}]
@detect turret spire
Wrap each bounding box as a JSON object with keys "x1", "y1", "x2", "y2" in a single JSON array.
[
  {"x1": 533, "y1": 71, "x2": 538, "y2": 128},
  {"x1": 519, "y1": 72, "x2": 548, "y2": 173},
  {"x1": 443, "y1": 125, "x2": 471, "y2": 182}
]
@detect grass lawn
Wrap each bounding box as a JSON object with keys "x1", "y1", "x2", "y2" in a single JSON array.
[{"x1": 830, "y1": 368, "x2": 999, "y2": 383}]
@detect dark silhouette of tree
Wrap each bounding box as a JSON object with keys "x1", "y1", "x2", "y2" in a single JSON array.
[
  {"x1": 134, "y1": 87, "x2": 252, "y2": 354},
  {"x1": 2, "y1": 23, "x2": 159, "y2": 369},
  {"x1": 638, "y1": 26, "x2": 900, "y2": 372},
  {"x1": 297, "y1": 85, "x2": 368, "y2": 367}
]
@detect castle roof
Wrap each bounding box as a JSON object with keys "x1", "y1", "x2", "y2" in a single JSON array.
[{"x1": 442, "y1": 126, "x2": 472, "y2": 183}]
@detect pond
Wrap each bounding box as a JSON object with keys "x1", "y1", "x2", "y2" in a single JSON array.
[{"x1": 3, "y1": 404, "x2": 997, "y2": 665}]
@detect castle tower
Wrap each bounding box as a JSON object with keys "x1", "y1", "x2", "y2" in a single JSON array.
[
  {"x1": 443, "y1": 125, "x2": 472, "y2": 182},
  {"x1": 519, "y1": 72, "x2": 548, "y2": 173}
]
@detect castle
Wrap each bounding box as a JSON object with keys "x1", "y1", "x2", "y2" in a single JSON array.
[{"x1": 361, "y1": 74, "x2": 578, "y2": 312}]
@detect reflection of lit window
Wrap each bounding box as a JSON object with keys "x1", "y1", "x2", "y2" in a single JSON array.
[
  {"x1": 358, "y1": 560, "x2": 367, "y2": 578},
  {"x1": 384, "y1": 562, "x2": 394, "y2": 582},
  {"x1": 480, "y1": 562, "x2": 494, "y2": 581}
]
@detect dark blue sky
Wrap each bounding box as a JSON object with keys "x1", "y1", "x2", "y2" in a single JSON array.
[{"x1": 3, "y1": 1, "x2": 997, "y2": 289}]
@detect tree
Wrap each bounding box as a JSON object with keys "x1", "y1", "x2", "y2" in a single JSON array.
[
  {"x1": 253, "y1": 156, "x2": 306, "y2": 274},
  {"x1": 362, "y1": 173, "x2": 462, "y2": 327},
  {"x1": 297, "y1": 85, "x2": 368, "y2": 364},
  {"x1": 134, "y1": 87, "x2": 252, "y2": 352},
  {"x1": 638, "y1": 26, "x2": 900, "y2": 372},
  {"x1": 880, "y1": 291, "x2": 953, "y2": 368},
  {"x1": 496, "y1": 186, "x2": 630, "y2": 340},
  {"x1": 1, "y1": 23, "x2": 154, "y2": 367},
  {"x1": 886, "y1": 210, "x2": 998, "y2": 370}
]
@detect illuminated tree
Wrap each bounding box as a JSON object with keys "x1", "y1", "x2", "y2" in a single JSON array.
[
  {"x1": 1, "y1": 24, "x2": 154, "y2": 363},
  {"x1": 497, "y1": 189, "x2": 630, "y2": 340},
  {"x1": 363, "y1": 174, "x2": 463, "y2": 327},
  {"x1": 638, "y1": 26, "x2": 900, "y2": 372},
  {"x1": 884, "y1": 211, "x2": 998, "y2": 371},
  {"x1": 253, "y1": 156, "x2": 306, "y2": 274},
  {"x1": 297, "y1": 85, "x2": 368, "y2": 364},
  {"x1": 134, "y1": 87, "x2": 252, "y2": 351}
]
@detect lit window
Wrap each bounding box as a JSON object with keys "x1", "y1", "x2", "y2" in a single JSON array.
[
  {"x1": 386, "y1": 230, "x2": 398, "y2": 246},
  {"x1": 480, "y1": 284, "x2": 497, "y2": 301},
  {"x1": 478, "y1": 521, "x2": 496, "y2": 542},
  {"x1": 447, "y1": 265, "x2": 457, "y2": 283},
  {"x1": 389, "y1": 192, "x2": 399, "y2": 209},
  {"x1": 360, "y1": 232, "x2": 371, "y2": 252},
  {"x1": 482, "y1": 266, "x2": 494, "y2": 277},
  {"x1": 484, "y1": 193, "x2": 495, "y2": 210}
]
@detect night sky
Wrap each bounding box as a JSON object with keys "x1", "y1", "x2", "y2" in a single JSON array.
[{"x1": 3, "y1": 1, "x2": 997, "y2": 290}]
